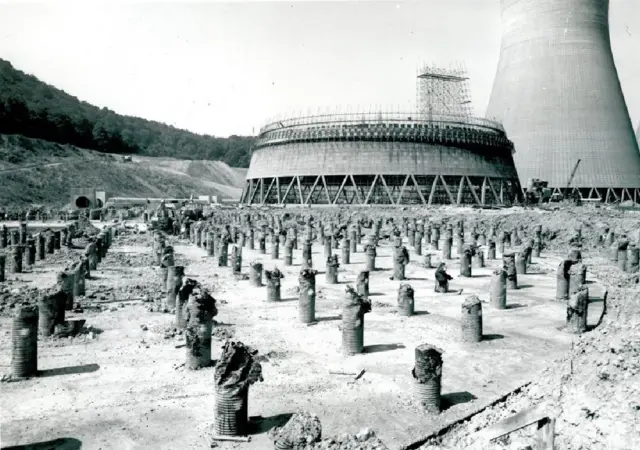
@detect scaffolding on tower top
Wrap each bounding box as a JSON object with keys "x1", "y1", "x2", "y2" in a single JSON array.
[{"x1": 416, "y1": 62, "x2": 473, "y2": 119}]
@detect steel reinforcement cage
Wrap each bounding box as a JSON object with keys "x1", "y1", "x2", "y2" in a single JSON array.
[{"x1": 242, "y1": 112, "x2": 526, "y2": 207}]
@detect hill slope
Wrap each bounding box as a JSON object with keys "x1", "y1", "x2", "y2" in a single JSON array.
[
  {"x1": 0, "y1": 59, "x2": 255, "y2": 166},
  {"x1": 0, "y1": 134, "x2": 245, "y2": 207}
]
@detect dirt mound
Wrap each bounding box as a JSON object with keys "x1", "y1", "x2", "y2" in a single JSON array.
[{"x1": 418, "y1": 251, "x2": 640, "y2": 450}]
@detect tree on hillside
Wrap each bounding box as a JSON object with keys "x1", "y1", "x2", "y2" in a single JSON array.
[{"x1": 0, "y1": 58, "x2": 255, "y2": 166}]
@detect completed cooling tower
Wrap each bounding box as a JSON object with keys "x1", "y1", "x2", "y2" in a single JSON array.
[{"x1": 486, "y1": 0, "x2": 640, "y2": 202}]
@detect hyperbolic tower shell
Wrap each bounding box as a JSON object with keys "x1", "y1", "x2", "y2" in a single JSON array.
[
  {"x1": 241, "y1": 113, "x2": 523, "y2": 206},
  {"x1": 486, "y1": 0, "x2": 640, "y2": 199}
]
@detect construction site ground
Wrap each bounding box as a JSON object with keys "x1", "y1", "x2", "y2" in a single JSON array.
[{"x1": 0, "y1": 218, "x2": 608, "y2": 449}]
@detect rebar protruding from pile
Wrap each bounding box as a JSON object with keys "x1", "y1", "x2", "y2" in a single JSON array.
[
  {"x1": 37, "y1": 290, "x2": 67, "y2": 337},
  {"x1": 214, "y1": 341, "x2": 263, "y2": 436},
  {"x1": 341, "y1": 285, "x2": 372, "y2": 355},
  {"x1": 357, "y1": 270, "x2": 369, "y2": 298},
  {"x1": 566, "y1": 286, "x2": 589, "y2": 334},
  {"x1": 184, "y1": 286, "x2": 217, "y2": 370},
  {"x1": 265, "y1": 268, "x2": 284, "y2": 302},
  {"x1": 365, "y1": 243, "x2": 376, "y2": 272},
  {"x1": 490, "y1": 268, "x2": 507, "y2": 309},
  {"x1": 12, "y1": 305, "x2": 38, "y2": 380},
  {"x1": 412, "y1": 344, "x2": 443, "y2": 413},
  {"x1": 502, "y1": 252, "x2": 517, "y2": 290},
  {"x1": 298, "y1": 269, "x2": 318, "y2": 323},
  {"x1": 231, "y1": 245, "x2": 242, "y2": 274},
  {"x1": 166, "y1": 265, "x2": 185, "y2": 310},
  {"x1": 176, "y1": 278, "x2": 200, "y2": 329},
  {"x1": 397, "y1": 283, "x2": 415, "y2": 317},
  {"x1": 459, "y1": 244, "x2": 473, "y2": 278},
  {"x1": 461, "y1": 295, "x2": 483, "y2": 343}
]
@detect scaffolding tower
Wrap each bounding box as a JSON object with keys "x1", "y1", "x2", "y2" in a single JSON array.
[{"x1": 416, "y1": 62, "x2": 473, "y2": 119}]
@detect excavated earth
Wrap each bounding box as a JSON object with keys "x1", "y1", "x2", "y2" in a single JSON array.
[{"x1": 0, "y1": 206, "x2": 638, "y2": 450}]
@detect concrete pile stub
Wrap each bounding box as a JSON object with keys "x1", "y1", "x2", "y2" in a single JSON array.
[
  {"x1": 10, "y1": 245, "x2": 22, "y2": 274},
  {"x1": 37, "y1": 290, "x2": 67, "y2": 337},
  {"x1": 503, "y1": 252, "x2": 518, "y2": 290},
  {"x1": 397, "y1": 283, "x2": 415, "y2": 317},
  {"x1": 490, "y1": 268, "x2": 507, "y2": 309},
  {"x1": 184, "y1": 286, "x2": 217, "y2": 369},
  {"x1": 341, "y1": 285, "x2": 371, "y2": 355},
  {"x1": 459, "y1": 244, "x2": 473, "y2": 278},
  {"x1": 265, "y1": 267, "x2": 284, "y2": 302},
  {"x1": 461, "y1": 295, "x2": 483, "y2": 343},
  {"x1": 326, "y1": 254, "x2": 340, "y2": 284},
  {"x1": 298, "y1": 268, "x2": 318, "y2": 324},
  {"x1": 176, "y1": 278, "x2": 200, "y2": 329},
  {"x1": 11, "y1": 305, "x2": 38, "y2": 380},
  {"x1": 166, "y1": 266, "x2": 185, "y2": 310},
  {"x1": 566, "y1": 286, "x2": 589, "y2": 334},
  {"x1": 392, "y1": 245, "x2": 410, "y2": 281},
  {"x1": 231, "y1": 245, "x2": 242, "y2": 274},
  {"x1": 412, "y1": 344, "x2": 443, "y2": 413},
  {"x1": 357, "y1": 270, "x2": 370, "y2": 298},
  {"x1": 213, "y1": 341, "x2": 263, "y2": 436}
]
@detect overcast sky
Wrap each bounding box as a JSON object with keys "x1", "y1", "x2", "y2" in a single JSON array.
[{"x1": 1, "y1": 0, "x2": 638, "y2": 137}]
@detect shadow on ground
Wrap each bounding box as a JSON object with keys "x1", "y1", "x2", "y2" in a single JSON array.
[
  {"x1": 363, "y1": 343, "x2": 405, "y2": 354},
  {"x1": 441, "y1": 391, "x2": 477, "y2": 411},
  {"x1": 1, "y1": 438, "x2": 82, "y2": 450},
  {"x1": 38, "y1": 363, "x2": 100, "y2": 378},
  {"x1": 248, "y1": 413, "x2": 293, "y2": 435}
]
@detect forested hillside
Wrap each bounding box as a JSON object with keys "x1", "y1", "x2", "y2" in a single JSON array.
[{"x1": 0, "y1": 59, "x2": 255, "y2": 167}]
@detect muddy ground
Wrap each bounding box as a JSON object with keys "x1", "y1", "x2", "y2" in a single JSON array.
[{"x1": 0, "y1": 206, "x2": 637, "y2": 450}]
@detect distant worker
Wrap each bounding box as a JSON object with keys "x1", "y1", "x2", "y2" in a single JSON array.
[{"x1": 434, "y1": 263, "x2": 453, "y2": 293}]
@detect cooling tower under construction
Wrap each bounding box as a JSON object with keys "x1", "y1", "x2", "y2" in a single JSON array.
[{"x1": 486, "y1": 0, "x2": 640, "y2": 203}]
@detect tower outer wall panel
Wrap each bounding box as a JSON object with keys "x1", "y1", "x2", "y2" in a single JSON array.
[
  {"x1": 247, "y1": 141, "x2": 518, "y2": 179},
  {"x1": 486, "y1": 0, "x2": 640, "y2": 189}
]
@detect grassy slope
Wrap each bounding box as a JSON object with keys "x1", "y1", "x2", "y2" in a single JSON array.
[{"x1": 0, "y1": 134, "x2": 245, "y2": 207}]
